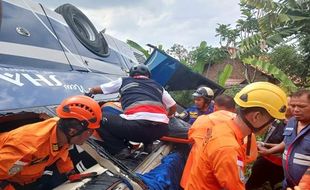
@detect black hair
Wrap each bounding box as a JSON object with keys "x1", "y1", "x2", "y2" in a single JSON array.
[
  {"x1": 214, "y1": 94, "x2": 236, "y2": 110},
  {"x1": 291, "y1": 89, "x2": 310, "y2": 100},
  {"x1": 57, "y1": 118, "x2": 87, "y2": 137}
]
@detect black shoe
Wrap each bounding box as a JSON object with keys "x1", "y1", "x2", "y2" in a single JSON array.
[
  {"x1": 114, "y1": 148, "x2": 132, "y2": 159},
  {"x1": 143, "y1": 143, "x2": 153, "y2": 154}
]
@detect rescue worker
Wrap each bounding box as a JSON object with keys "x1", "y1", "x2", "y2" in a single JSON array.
[
  {"x1": 87, "y1": 64, "x2": 177, "y2": 155},
  {"x1": 68, "y1": 101, "x2": 123, "y2": 173},
  {"x1": 281, "y1": 89, "x2": 310, "y2": 189},
  {"x1": 246, "y1": 96, "x2": 292, "y2": 190},
  {"x1": 181, "y1": 94, "x2": 257, "y2": 188},
  {"x1": 258, "y1": 89, "x2": 310, "y2": 189},
  {"x1": 177, "y1": 86, "x2": 214, "y2": 124},
  {"x1": 297, "y1": 167, "x2": 310, "y2": 190},
  {"x1": 0, "y1": 95, "x2": 102, "y2": 190},
  {"x1": 185, "y1": 82, "x2": 287, "y2": 190},
  {"x1": 180, "y1": 95, "x2": 236, "y2": 188},
  {"x1": 283, "y1": 89, "x2": 310, "y2": 187},
  {"x1": 286, "y1": 168, "x2": 310, "y2": 190}
]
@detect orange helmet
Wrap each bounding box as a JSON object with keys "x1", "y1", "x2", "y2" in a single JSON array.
[{"x1": 56, "y1": 95, "x2": 102, "y2": 129}]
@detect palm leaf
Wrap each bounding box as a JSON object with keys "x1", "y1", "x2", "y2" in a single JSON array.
[
  {"x1": 243, "y1": 57, "x2": 297, "y2": 92},
  {"x1": 239, "y1": 33, "x2": 263, "y2": 54},
  {"x1": 126, "y1": 40, "x2": 150, "y2": 58},
  {"x1": 217, "y1": 64, "x2": 233, "y2": 86},
  {"x1": 241, "y1": 0, "x2": 280, "y2": 11}
]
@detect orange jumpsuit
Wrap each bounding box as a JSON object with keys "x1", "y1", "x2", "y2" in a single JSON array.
[
  {"x1": 0, "y1": 117, "x2": 73, "y2": 187},
  {"x1": 180, "y1": 111, "x2": 257, "y2": 188},
  {"x1": 185, "y1": 120, "x2": 250, "y2": 190}
]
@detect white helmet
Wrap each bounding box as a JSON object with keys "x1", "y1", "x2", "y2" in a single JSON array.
[{"x1": 192, "y1": 86, "x2": 214, "y2": 99}]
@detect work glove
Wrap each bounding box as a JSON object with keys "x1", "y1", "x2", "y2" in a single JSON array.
[
  {"x1": 84, "y1": 90, "x2": 94, "y2": 98},
  {"x1": 175, "y1": 111, "x2": 188, "y2": 120},
  {"x1": 68, "y1": 172, "x2": 98, "y2": 182}
]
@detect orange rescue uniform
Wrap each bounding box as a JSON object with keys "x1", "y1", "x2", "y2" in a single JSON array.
[
  {"x1": 299, "y1": 167, "x2": 310, "y2": 190},
  {"x1": 185, "y1": 120, "x2": 250, "y2": 190},
  {"x1": 0, "y1": 117, "x2": 73, "y2": 186},
  {"x1": 180, "y1": 111, "x2": 257, "y2": 188}
]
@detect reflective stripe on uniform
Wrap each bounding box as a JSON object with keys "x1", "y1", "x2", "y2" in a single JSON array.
[
  {"x1": 43, "y1": 170, "x2": 53, "y2": 176},
  {"x1": 291, "y1": 153, "x2": 310, "y2": 166},
  {"x1": 124, "y1": 100, "x2": 165, "y2": 112},
  {"x1": 120, "y1": 82, "x2": 139, "y2": 93},
  {"x1": 293, "y1": 159, "x2": 310, "y2": 166},
  {"x1": 295, "y1": 153, "x2": 310, "y2": 161},
  {"x1": 283, "y1": 150, "x2": 287, "y2": 160},
  {"x1": 14, "y1": 160, "x2": 28, "y2": 166}
]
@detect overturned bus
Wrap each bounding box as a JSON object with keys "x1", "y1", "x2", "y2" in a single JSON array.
[{"x1": 0, "y1": 0, "x2": 224, "y2": 189}]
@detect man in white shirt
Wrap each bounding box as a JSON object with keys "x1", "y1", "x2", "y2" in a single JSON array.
[{"x1": 87, "y1": 65, "x2": 177, "y2": 156}]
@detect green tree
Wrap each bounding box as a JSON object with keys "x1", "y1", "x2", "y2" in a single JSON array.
[
  {"x1": 240, "y1": 0, "x2": 310, "y2": 51},
  {"x1": 215, "y1": 24, "x2": 239, "y2": 49},
  {"x1": 191, "y1": 41, "x2": 229, "y2": 74},
  {"x1": 236, "y1": 5, "x2": 260, "y2": 40},
  {"x1": 299, "y1": 35, "x2": 310, "y2": 87},
  {"x1": 191, "y1": 41, "x2": 211, "y2": 73},
  {"x1": 269, "y1": 44, "x2": 309, "y2": 87},
  {"x1": 169, "y1": 90, "x2": 194, "y2": 108},
  {"x1": 166, "y1": 44, "x2": 192, "y2": 66},
  {"x1": 215, "y1": 24, "x2": 231, "y2": 47},
  {"x1": 166, "y1": 42, "x2": 229, "y2": 74},
  {"x1": 243, "y1": 57, "x2": 297, "y2": 92},
  {"x1": 239, "y1": 0, "x2": 310, "y2": 88},
  {"x1": 214, "y1": 0, "x2": 310, "y2": 90},
  {"x1": 215, "y1": 5, "x2": 263, "y2": 84}
]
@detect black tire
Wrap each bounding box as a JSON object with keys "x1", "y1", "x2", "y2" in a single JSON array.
[
  {"x1": 80, "y1": 172, "x2": 124, "y2": 190},
  {"x1": 55, "y1": 4, "x2": 109, "y2": 57}
]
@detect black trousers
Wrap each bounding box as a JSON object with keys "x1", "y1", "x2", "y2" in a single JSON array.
[
  {"x1": 11, "y1": 164, "x2": 67, "y2": 190},
  {"x1": 246, "y1": 156, "x2": 284, "y2": 190},
  {"x1": 97, "y1": 113, "x2": 169, "y2": 154}
]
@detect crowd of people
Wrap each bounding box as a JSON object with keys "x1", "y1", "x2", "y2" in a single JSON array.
[{"x1": 0, "y1": 64, "x2": 309, "y2": 190}]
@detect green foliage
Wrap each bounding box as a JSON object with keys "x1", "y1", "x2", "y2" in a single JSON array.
[
  {"x1": 192, "y1": 41, "x2": 211, "y2": 73},
  {"x1": 269, "y1": 44, "x2": 308, "y2": 86},
  {"x1": 235, "y1": 4, "x2": 266, "y2": 57},
  {"x1": 217, "y1": 64, "x2": 233, "y2": 87},
  {"x1": 191, "y1": 41, "x2": 229, "y2": 73},
  {"x1": 224, "y1": 85, "x2": 243, "y2": 97},
  {"x1": 167, "y1": 42, "x2": 228, "y2": 74},
  {"x1": 241, "y1": 0, "x2": 310, "y2": 47},
  {"x1": 243, "y1": 57, "x2": 297, "y2": 92},
  {"x1": 240, "y1": 0, "x2": 279, "y2": 11},
  {"x1": 169, "y1": 90, "x2": 194, "y2": 108},
  {"x1": 166, "y1": 44, "x2": 192, "y2": 67},
  {"x1": 215, "y1": 24, "x2": 239, "y2": 48},
  {"x1": 299, "y1": 35, "x2": 310, "y2": 87},
  {"x1": 214, "y1": 0, "x2": 309, "y2": 88},
  {"x1": 238, "y1": 33, "x2": 263, "y2": 56},
  {"x1": 126, "y1": 40, "x2": 150, "y2": 58}
]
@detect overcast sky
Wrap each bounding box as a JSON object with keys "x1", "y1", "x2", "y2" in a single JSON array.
[{"x1": 34, "y1": 0, "x2": 241, "y2": 49}]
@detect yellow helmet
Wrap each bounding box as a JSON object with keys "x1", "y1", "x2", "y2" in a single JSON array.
[{"x1": 234, "y1": 82, "x2": 287, "y2": 119}]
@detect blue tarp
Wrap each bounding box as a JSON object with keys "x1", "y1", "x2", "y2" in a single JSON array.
[
  {"x1": 145, "y1": 47, "x2": 225, "y2": 95},
  {"x1": 137, "y1": 152, "x2": 185, "y2": 190}
]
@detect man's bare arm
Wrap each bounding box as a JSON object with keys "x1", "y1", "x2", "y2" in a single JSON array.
[{"x1": 258, "y1": 141, "x2": 285, "y2": 155}]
